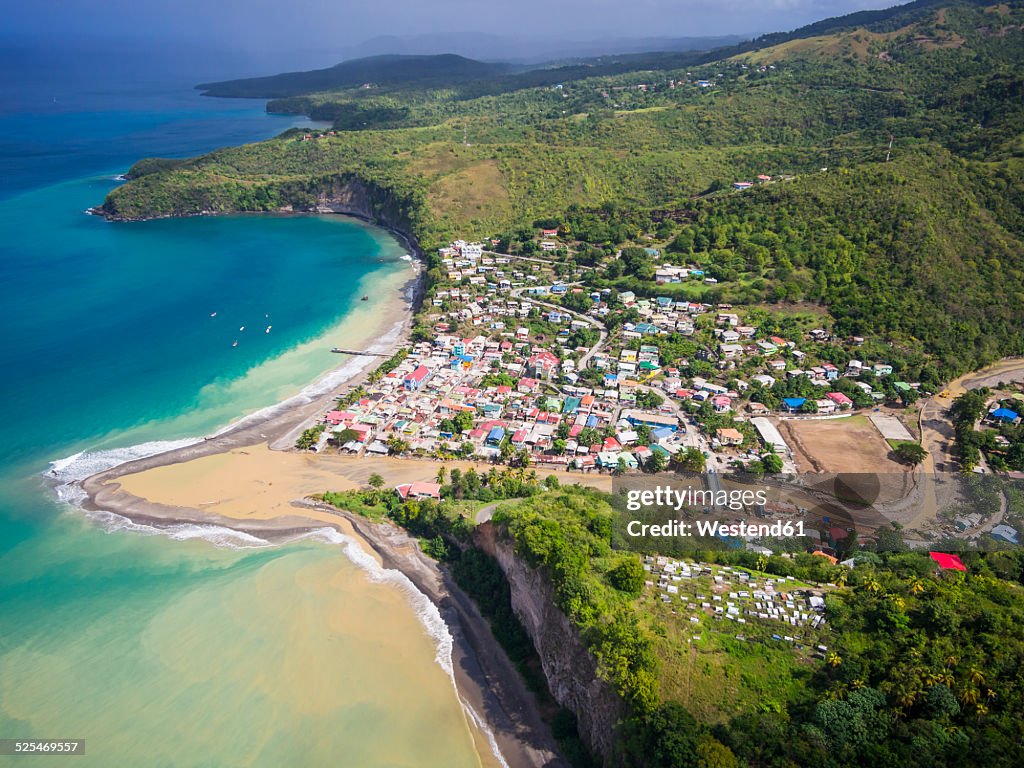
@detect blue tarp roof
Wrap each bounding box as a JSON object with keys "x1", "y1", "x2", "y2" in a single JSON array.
[
  {"x1": 783, "y1": 397, "x2": 807, "y2": 408},
  {"x1": 487, "y1": 427, "x2": 505, "y2": 441},
  {"x1": 586, "y1": 415, "x2": 599, "y2": 428},
  {"x1": 992, "y1": 407, "x2": 1019, "y2": 422}
]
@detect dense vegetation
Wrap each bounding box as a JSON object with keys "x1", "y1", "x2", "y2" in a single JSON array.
[
  {"x1": 197, "y1": 54, "x2": 516, "y2": 98},
  {"x1": 494, "y1": 486, "x2": 1024, "y2": 767}
]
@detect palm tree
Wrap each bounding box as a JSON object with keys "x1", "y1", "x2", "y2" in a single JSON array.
[
  {"x1": 968, "y1": 666, "x2": 986, "y2": 687},
  {"x1": 827, "y1": 651, "x2": 843, "y2": 668},
  {"x1": 824, "y1": 684, "x2": 848, "y2": 701},
  {"x1": 367, "y1": 473, "x2": 385, "y2": 490},
  {"x1": 863, "y1": 577, "x2": 881, "y2": 594},
  {"x1": 895, "y1": 683, "x2": 919, "y2": 711},
  {"x1": 436, "y1": 466, "x2": 447, "y2": 485},
  {"x1": 386, "y1": 436, "x2": 409, "y2": 455},
  {"x1": 959, "y1": 685, "x2": 980, "y2": 707}
]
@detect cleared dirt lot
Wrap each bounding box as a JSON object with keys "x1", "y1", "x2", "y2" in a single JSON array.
[{"x1": 779, "y1": 416, "x2": 913, "y2": 504}]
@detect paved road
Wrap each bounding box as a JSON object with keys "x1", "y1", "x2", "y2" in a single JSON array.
[{"x1": 509, "y1": 282, "x2": 609, "y2": 374}]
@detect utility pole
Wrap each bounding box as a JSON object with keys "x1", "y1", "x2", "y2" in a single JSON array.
[{"x1": 886, "y1": 134, "x2": 894, "y2": 162}]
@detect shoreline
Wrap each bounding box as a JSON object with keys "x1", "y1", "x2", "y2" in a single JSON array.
[{"x1": 73, "y1": 213, "x2": 565, "y2": 768}]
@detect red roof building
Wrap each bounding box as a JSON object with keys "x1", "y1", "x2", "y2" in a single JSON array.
[
  {"x1": 518, "y1": 377, "x2": 540, "y2": 393},
  {"x1": 526, "y1": 350, "x2": 559, "y2": 380},
  {"x1": 826, "y1": 392, "x2": 854, "y2": 407},
  {"x1": 403, "y1": 365, "x2": 432, "y2": 390},
  {"x1": 396, "y1": 482, "x2": 442, "y2": 501},
  {"x1": 929, "y1": 552, "x2": 967, "y2": 571},
  {"x1": 325, "y1": 410, "x2": 355, "y2": 426}
]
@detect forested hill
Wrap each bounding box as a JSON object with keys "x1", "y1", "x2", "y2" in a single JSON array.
[
  {"x1": 196, "y1": 54, "x2": 515, "y2": 98},
  {"x1": 196, "y1": 0, "x2": 994, "y2": 103},
  {"x1": 105, "y1": 0, "x2": 1024, "y2": 379}
]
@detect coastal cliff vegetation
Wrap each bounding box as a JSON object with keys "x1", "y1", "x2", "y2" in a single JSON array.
[{"x1": 487, "y1": 486, "x2": 1024, "y2": 768}]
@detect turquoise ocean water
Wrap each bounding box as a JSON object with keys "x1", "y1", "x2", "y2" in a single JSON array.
[{"x1": 0, "y1": 59, "x2": 483, "y2": 766}]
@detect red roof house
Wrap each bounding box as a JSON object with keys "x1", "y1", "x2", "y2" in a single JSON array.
[
  {"x1": 396, "y1": 482, "x2": 442, "y2": 501},
  {"x1": 403, "y1": 365, "x2": 432, "y2": 390},
  {"x1": 826, "y1": 392, "x2": 854, "y2": 407}
]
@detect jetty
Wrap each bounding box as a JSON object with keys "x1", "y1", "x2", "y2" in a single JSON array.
[{"x1": 331, "y1": 348, "x2": 386, "y2": 356}]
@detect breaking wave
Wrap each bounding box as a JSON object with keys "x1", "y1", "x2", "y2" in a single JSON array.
[{"x1": 46, "y1": 437, "x2": 203, "y2": 505}]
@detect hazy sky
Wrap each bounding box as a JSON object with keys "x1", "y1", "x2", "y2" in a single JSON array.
[{"x1": 2, "y1": 0, "x2": 907, "y2": 61}]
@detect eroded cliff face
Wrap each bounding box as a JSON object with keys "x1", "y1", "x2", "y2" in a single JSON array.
[
  {"x1": 307, "y1": 176, "x2": 418, "y2": 235},
  {"x1": 475, "y1": 523, "x2": 627, "y2": 763},
  {"x1": 100, "y1": 171, "x2": 424, "y2": 247}
]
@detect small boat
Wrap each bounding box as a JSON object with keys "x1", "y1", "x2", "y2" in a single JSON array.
[
  {"x1": 239, "y1": 326, "x2": 245, "y2": 331},
  {"x1": 265, "y1": 325, "x2": 272, "y2": 333},
  {"x1": 232, "y1": 340, "x2": 238, "y2": 347},
  {"x1": 210, "y1": 312, "x2": 217, "y2": 317},
  {"x1": 361, "y1": 295, "x2": 369, "y2": 301}
]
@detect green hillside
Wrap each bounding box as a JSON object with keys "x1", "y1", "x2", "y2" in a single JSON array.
[
  {"x1": 103, "y1": 0, "x2": 1024, "y2": 379},
  {"x1": 196, "y1": 53, "x2": 515, "y2": 98},
  {"x1": 491, "y1": 487, "x2": 1024, "y2": 768}
]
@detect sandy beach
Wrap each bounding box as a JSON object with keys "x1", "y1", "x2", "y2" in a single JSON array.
[
  {"x1": 75, "y1": 220, "x2": 589, "y2": 768},
  {"x1": 84, "y1": 445, "x2": 608, "y2": 768}
]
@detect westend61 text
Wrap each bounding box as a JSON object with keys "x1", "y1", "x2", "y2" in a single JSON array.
[{"x1": 626, "y1": 519, "x2": 807, "y2": 538}]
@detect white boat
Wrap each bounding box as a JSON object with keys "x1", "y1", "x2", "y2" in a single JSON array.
[
  {"x1": 232, "y1": 340, "x2": 238, "y2": 347},
  {"x1": 210, "y1": 312, "x2": 217, "y2": 317},
  {"x1": 239, "y1": 326, "x2": 245, "y2": 331},
  {"x1": 265, "y1": 325, "x2": 272, "y2": 334}
]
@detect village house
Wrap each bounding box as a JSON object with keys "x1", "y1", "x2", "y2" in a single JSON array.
[
  {"x1": 396, "y1": 482, "x2": 443, "y2": 501},
  {"x1": 716, "y1": 428, "x2": 744, "y2": 446}
]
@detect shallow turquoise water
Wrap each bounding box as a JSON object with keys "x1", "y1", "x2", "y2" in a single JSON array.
[{"x1": 0, "y1": 59, "x2": 481, "y2": 768}]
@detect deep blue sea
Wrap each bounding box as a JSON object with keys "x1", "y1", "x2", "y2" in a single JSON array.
[{"x1": 0, "y1": 52, "x2": 482, "y2": 767}]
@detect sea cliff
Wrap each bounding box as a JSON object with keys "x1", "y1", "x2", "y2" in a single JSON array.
[
  {"x1": 99, "y1": 166, "x2": 428, "y2": 244},
  {"x1": 475, "y1": 522, "x2": 628, "y2": 764}
]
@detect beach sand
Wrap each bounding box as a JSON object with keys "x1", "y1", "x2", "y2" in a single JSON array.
[
  {"x1": 78, "y1": 222, "x2": 581, "y2": 768},
  {"x1": 118, "y1": 446, "x2": 611, "y2": 526},
  {"x1": 88, "y1": 443, "x2": 589, "y2": 768},
  {"x1": 96, "y1": 448, "x2": 611, "y2": 768}
]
